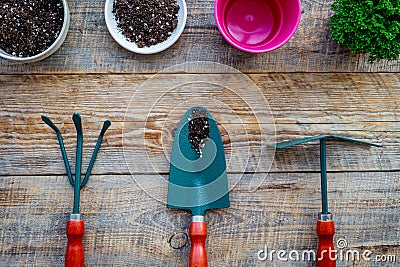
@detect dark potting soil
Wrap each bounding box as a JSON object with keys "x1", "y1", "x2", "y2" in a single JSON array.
[
  {"x1": 189, "y1": 108, "x2": 210, "y2": 154},
  {"x1": 0, "y1": 1, "x2": 64, "y2": 58},
  {"x1": 113, "y1": 0, "x2": 180, "y2": 48}
]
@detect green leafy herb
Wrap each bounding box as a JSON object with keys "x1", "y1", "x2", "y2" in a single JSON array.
[{"x1": 330, "y1": 0, "x2": 400, "y2": 63}]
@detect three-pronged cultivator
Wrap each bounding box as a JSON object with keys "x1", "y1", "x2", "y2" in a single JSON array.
[{"x1": 42, "y1": 112, "x2": 111, "y2": 267}]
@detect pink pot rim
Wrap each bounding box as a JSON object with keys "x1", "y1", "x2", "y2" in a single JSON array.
[{"x1": 214, "y1": 0, "x2": 302, "y2": 53}]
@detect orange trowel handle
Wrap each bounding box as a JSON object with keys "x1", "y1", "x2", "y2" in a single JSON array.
[{"x1": 189, "y1": 221, "x2": 208, "y2": 267}]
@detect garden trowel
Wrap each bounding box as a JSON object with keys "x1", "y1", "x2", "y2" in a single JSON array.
[{"x1": 167, "y1": 107, "x2": 230, "y2": 267}]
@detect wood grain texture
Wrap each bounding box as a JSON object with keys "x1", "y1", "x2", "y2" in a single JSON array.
[
  {"x1": 0, "y1": 0, "x2": 399, "y2": 74},
  {"x1": 0, "y1": 73, "x2": 398, "y2": 176},
  {"x1": 0, "y1": 172, "x2": 399, "y2": 266}
]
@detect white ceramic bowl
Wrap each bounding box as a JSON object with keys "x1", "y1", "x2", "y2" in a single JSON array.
[
  {"x1": 105, "y1": 0, "x2": 187, "y2": 54},
  {"x1": 0, "y1": 0, "x2": 70, "y2": 63}
]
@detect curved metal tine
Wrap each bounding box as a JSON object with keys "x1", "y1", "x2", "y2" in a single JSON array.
[
  {"x1": 41, "y1": 115, "x2": 75, "y2": 187},
  {"x1": 80, "y1": 120, "x2": 112, "y2": 188},
  {"x1": 72, "y1": 112, "x2": 83, "y2": 214}
]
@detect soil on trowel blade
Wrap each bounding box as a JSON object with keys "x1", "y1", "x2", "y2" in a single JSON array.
[{"x1": 189, "y1": 108, "x2": 210, "y2": 154}]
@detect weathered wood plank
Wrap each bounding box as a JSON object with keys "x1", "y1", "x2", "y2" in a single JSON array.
[
  {"x1": 0, "y1": 0, "x2": 399, "y2": 74},
  {"x1": 1, "y1": 73, "x2": 398, "y2": 124},
  {"x1": 0, "y1": 73, "x2": 399, "y2": 175},
  {"x1": 0, "y1": 172, "x2": 399, "y2": 266}
]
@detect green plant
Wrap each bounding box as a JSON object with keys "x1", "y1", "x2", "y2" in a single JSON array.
[{"x1": 330, "y1": 0, "x2": 400, "y2": 63}]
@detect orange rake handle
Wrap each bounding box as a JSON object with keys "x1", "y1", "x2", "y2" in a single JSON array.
[
  {"x1": 65, "y1": 219, "x2": 84, "y2": 267},
  {"x1": 189, "y1": 221, "x2": 208, "y2": 267},
  {"x1": 316, "y1": 219, "x2": 336, "y2": 267}
]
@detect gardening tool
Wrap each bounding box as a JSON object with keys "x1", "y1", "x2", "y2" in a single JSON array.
[
  {"x1": 275, "y1": 135, "x2": 380, "y2": 267},
  {"x1": 167, "y1": 107, "x2": 230, "y2": 267},
  {"x1": 42, "y1": 113, "x2": 111, "y2": 267}
]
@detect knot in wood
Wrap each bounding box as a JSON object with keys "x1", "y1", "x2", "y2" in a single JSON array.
[{"x1": 168, "y1": 232, "x2": 188, "y2": 249}]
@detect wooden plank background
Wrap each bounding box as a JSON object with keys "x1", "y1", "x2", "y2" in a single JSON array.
[{"x1": 1, "y1": 0, "x2": 399, "y2": 266}]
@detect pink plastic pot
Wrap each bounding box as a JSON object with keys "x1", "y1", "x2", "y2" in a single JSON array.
[{"x1": 214, "y1": 0, "x2": 301, "y2": 53}]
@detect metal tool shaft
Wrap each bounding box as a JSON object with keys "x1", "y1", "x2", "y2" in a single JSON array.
[
  {"x1": 73, "y1": 139, "x2": 82, "y2": 214},
  {"x1": 320, "y1": 139, "x2": 328, "y2": 215},
  {"x1": 73, "y1": 113, "x2": 83, "y2": 214}
]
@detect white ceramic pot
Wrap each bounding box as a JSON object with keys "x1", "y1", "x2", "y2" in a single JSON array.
[
  {"x1": 105, "y1": 0, "x2": 187, "y2": 54},
  {"x1": 0, "y1": 0, "x2": 71, "y2": 63}
]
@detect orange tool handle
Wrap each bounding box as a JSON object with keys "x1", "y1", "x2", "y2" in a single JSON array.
[
  {"x1": 65, "y1": 220, "x2": 84, "y2": 267},
  {"x1": 189, "y1": 222, "x2": 208, "y2": 267},
  {"x1": 316, "y1": 220, "x2": 336, "y2": 267}
]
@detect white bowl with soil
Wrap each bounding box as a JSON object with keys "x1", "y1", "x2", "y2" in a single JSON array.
[
  {"x1": 0, "y1": 0, "x2": 70, "y2": 63},
  {"x1": 105, "y1": 0, "x2": 187, "y2": 54}
]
